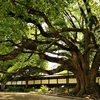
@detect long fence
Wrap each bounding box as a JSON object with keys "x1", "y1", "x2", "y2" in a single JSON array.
[{"x1": 1, "y1": 74, "x2": 100, "y2": 86}]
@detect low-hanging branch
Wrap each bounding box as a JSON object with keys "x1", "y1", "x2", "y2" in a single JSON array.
[
  {"x1": 0, "y1": 65, "x2": 68, "y2": 76},
  {"x1": 0, "y1": 66, "x2": 49, "y2": 76},
  {"x1": 0, "y1": 48, "x2": 23, "y2": 61},
  {"x1": 0, "y1": 39, "x2": 38, "y2": 61}
]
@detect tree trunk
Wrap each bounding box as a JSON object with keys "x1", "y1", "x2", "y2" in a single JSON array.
[
  {"x1": 70, "y1": 70, "x2": 98, "y2": 97},
  {"x1": 25, "y1": 75, "x2": 28, "y2": 88},
  {"x1": 68, "y1": 51, "x2": 99, "y2": 98},
  {"x1": 1, "y1": 82, "x2": 6, "y2": 91}
]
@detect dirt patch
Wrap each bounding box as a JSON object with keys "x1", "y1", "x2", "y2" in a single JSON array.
[{"x1": 0, "y1": 92, "x2": 87, "y2": 100}]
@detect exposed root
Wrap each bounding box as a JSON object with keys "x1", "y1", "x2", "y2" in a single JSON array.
[
  {"x1": 90, "y1": 93, "x2": 100, "y2": 100},
  {"x1": 69, "y1": 84, "x2": 79, "y2": 95}
]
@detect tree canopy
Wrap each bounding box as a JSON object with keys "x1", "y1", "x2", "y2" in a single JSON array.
[{"x1": 0, "y1": 0, "x2": 100, "y2": 98}]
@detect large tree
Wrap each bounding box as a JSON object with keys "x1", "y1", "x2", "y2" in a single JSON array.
[{"x1": 0, "y1": 0, "x2": 100, "y2": 97}]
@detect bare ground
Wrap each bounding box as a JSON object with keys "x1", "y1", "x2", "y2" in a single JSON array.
[{"x1": 0, "y1": 92, "x2": 88, "y2": 100}]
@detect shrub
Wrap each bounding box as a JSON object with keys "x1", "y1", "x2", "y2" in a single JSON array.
[
  {"x1": 37, "y1": 85, "x2": 48, "y2": 94},
  {"x1": 6, "y1": 86, "x2": 22, "y2": 92},
  {"x1": 6, "y1": 86, "x2": 35, "y2": 92}
]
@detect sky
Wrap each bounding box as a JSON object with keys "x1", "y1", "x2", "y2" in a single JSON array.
[{"x1": 48, "y1": 61, "x2": 59, "y2": 70}]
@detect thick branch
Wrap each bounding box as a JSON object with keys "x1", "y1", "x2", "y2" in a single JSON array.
[
  {"x1": 39, "y1": 53, "x2": 76, "y2": 72},
  {"x1": 58, "y1": 27, "x2": 86, "y2": 33},
  {"x1": 0, "y1": 39, "x2": 37, "y2": 61},
  {"x1": 58, "y1": 35, "x2": 79, "y2": 52},
  {"x1": 0, "y1": 65, "x2": 67, "y2": 76},
  {"x1": 36, "y1": 24, "x2": 54, "y2": 37},
  {"x1": 0, "y1": 66, "x2": 48, "y2": 76},
  {"x1": 39, "y1": 53, "x2": 64, "y2": 64},
  {"x1": 91, "y1": 49, "x2": 100, "y2": 73},
  {"x1": 0, "y1": 48, "x2": 22, "y2": 61},
  {"x1": 0, "y1": 59, "x2": 74, "y2": 75},
  {"x1": 11, "y1": 0, "x2": 57, "y2": 33}
]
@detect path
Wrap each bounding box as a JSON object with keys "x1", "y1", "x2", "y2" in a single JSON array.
[{"x1": 0, "y1": 92, "x2": 87, "y2": 100}]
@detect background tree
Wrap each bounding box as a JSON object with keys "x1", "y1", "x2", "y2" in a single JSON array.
[
  {"x1": 0, "y1": 0, "x2": 100, "y2": 98},
  {"x1": 0, "y1": 44, "x2": 48, "y2": 89},
  {"x1": 0, "y1": 53, "x2": 48, "y2": 89}
]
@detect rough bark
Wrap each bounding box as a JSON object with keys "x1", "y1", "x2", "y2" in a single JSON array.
[
  {"x1": 1, "y1": 82, "x2": 6, "y2": 91},
  {"x1": 70, "y1": 70, "x2": 98, "y2": 97}
]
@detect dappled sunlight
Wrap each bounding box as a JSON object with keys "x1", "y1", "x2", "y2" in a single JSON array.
[
  {"x1": 0, "y1": 93, "x2": 14, "y2": 100},
  {"x1": 0, "y1": 92, "x2": 86, "y2": 100}
]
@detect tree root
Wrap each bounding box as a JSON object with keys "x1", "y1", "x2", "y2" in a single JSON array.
[{"x1": 90, "y1": 93, "x2": 100, "y2": 100}]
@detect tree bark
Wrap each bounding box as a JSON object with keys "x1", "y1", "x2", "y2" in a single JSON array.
[
  {"x1": 1, "y1": 82, "x2": 6, "y2": 91},
  {"x1": 70, "y1": 69, "x2": 98, "y2": 97}
]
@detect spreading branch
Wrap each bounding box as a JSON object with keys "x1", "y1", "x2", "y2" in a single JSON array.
[
  {"x1": 0, "y1": 65, "x2": 65, "y2": 76},
  {"x1": 0, "y1": 39, "x2": 37, "y2": 61},
  {"x1": 0, "y1": 48, "x2": 23, "y2": 61},
  {"x1": 10, "y1": 0, "x2": 57, "y2": 33}
]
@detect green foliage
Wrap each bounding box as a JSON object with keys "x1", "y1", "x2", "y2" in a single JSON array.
[
  {"x1": 0, "y1": 1, "x2": 100, "y2": 95},
  {"x1": 0, "y1": 53, "x2": 48, "y2": 80},
  {"x1": 6, "y1": 86, "x2": 34, "y2": 92},
  {"x1": 7, "y1": 53, "x2": 48, "y2": 72},
  {"x1": 6, "y1": 85, "x2": 48, "y2": 93},
  {"x1": 59, "y1": 70, "x2": 73, "y2": 75},
  {"x1": 0, "y1": 42, "x2": 14, "y2": 54},
  {"x1": 0, "y1": 17, "x2": 27, "y2": 41},
  {"x1": 37, "y1": 85, "x2": 48, "y2": 94},
  {"x1": 59, "y1": 70, "x2": 67, "y2": 75}
]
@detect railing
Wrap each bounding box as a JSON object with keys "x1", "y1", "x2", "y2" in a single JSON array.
[{"x1": 0, "y1": 75, "x2": 100, "y2": 86}]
